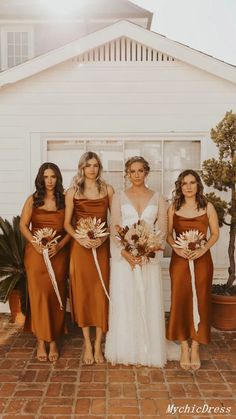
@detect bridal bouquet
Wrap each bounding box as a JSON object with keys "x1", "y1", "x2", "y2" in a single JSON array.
[
  {"x1": 74, "y1": 217, "x2": 110, "y2": 303},
  {"x1": 173, "y1": 229, "x2": 206, "y2": 332},
  {"x1": 31, "y1": 228, "x2": 63, "y2": 310},
  {"x1": 115, "y1": 219, "x2": 164, "y2": 262}
]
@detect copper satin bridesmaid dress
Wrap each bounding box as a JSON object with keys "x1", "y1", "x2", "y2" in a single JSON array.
[
  {"x1": 69, "y1": 196, "x2": 110, "y2": 333},
  {"x1": 166, "y1": 213, "x2": 213, "y2": 344},
  {"x1": 24, "y1": 208, "x2": 69, "y2": 342}
]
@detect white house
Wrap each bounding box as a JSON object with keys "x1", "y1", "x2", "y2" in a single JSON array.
[{"x1": 0, "y1": 0, "x2": 236, "y2": 311}]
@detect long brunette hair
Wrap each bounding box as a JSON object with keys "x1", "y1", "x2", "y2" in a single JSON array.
[
  {"x1": 33, "y1": 162, "x2": 65, "y2": 209},
  {"x1": 173, "y1": 169, "x2": 207, "y2": 211}
]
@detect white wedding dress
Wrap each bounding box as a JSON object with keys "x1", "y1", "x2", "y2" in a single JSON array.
[{"x1": 105, "y1": 190, "x2": 169, "y2": 367}]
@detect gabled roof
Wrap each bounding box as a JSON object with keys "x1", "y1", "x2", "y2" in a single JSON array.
[{"x1": 0, "y1": 19, "x2": 236, "y2": 88}]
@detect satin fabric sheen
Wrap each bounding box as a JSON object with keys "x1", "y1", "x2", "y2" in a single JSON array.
[
  {"x1": 69, "y1": 196, "x2": 110, "y2": 333},
  {"x1": 24, "y1": 208, "x2": 69, "y2": 342},
  {"x1": 166, "y1": 213, "x2": 213, "y2": 344}
]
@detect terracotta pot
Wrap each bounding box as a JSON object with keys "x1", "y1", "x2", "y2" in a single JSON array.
[
  {"x1": 211, "y1": 293, "x2": 236, "y2": 331},
  {"x1": 8, "y1": 290, "x2": 25, "y2": 326}
]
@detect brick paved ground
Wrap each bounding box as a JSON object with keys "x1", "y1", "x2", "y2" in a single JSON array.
[{"x1": 0, "y1": 314, "x2": 235, "y2": 419}]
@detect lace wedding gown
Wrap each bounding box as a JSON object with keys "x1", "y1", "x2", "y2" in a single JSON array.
[{"x1": 105, "y1": 191, "x2": 168, "y2": 367}]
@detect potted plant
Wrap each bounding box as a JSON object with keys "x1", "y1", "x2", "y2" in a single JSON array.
[
  {"x1": 201, "y1": 110, "x2": 236, "y2": 330},
  {"x1": 0, "y1": 216, "x2": 27, "y2": 325}
]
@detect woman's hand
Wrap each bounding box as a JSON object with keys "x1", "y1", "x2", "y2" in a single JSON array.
[
  {"x1": 48, "y1": 243, "x2": 60, "y2": 258},
  {"x1": 32, "y1": 242, "x2": 43, "y2": 255},
  {"x1": 173, "y1": 247, "x2": 190, "y2": 259},
  {"x1": 188, "y1": 247, "x2": 207, "y2": 260},
  {"x1": 121, "y1": 249, "x2": 142, "y2": 270},
  {"x1": 75, "y1": 237, "x2": 101, "y2": 249}
]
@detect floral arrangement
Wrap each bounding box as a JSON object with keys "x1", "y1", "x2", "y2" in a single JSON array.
[
  {"x1": 75, "y1": 217, "x2": 110, "y2": 303},
  {"x1": 74, "y1": 217, "x2": 109, "y2": 240},
  {"x1": 174, "y1": 229, "x2": 206, "y2": 253},
  {"x1": 115, "y1": 219, "x2": 164, "y2": 262},
  {"x1": 31, "y1": 228, "x2": 63, "y2": 310},
  {"x1": 173, "y1": 229, "x2": 206, "y2": 332}
]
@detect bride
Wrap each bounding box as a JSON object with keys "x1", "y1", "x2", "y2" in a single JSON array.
[{"x1": 105, "y1": 156, "x2": 167, "y2": 367}]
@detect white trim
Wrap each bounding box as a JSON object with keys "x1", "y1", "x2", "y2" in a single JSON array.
[
  {"x1": 0, "y1": 24, "x2": 34, "y2": 71},
  {"x1": 0, "y1": 20, "x2": 235, "y2": 87}
]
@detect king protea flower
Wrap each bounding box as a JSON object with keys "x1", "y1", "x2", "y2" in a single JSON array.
[
  {"x1": 31, "y1": 228, "x2": 61, "y2": 248},
  {"x1": 75, "y1": 217, "x2": 109, "y2": 240},
  {"x1": 174, "y1": 229, "x2": 206, "y2": 252}
]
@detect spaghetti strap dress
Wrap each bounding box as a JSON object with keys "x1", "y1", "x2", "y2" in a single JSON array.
[
  {"x1": 69, "y1": 195, "x2": 110, "y2": 333},
  {"x1": 24, "y1": 208, "x2": 69, "y2": 342},
  {"x1": 166, "y1": 213, "x2": 213, "y2": 344}
]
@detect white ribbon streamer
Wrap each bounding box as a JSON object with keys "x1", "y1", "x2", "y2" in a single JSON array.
[
  {"x1": 189, "y1": 259, "x2": 200, "y2": 332},
  {"x1": 92, "y1": 248, "x2": 111, "y2": 305},
  {"x1": 42, "y1": 248, "x2": 63, "y2": 310},
  {"x1": 133, "y1": 265, "x2": 149, "y2": 353}
]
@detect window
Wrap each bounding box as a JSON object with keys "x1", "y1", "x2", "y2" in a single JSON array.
[
  {"x1": 1, "y1": 26, "x2": 34, "y2": 70},
  {"x1": 46, "y1": 137, "x2": 200, "y2": 196}
]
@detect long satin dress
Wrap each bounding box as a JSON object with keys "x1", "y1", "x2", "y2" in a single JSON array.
[
  {"x1": 24, "y1": 208, "x2": 69, "y2": 342},
  {"x1": 166, "y1": 213, "x2": 213, "y2": 344},
  {"x1": 69, "y1": 196, "x2": 110, "y2": 333}
]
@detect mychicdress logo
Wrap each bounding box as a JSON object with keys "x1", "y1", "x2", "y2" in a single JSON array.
[{"x1": 166, "y1": 403, "x2": 231, "y2": 415}]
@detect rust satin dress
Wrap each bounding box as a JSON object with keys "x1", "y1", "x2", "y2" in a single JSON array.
[
  {"x1": 24, "y1": 208, "x2": 69, "y2": 342},
  {"x1": 166, "y1": 213, "x2": 213, "y2": 344},
  {"x1": 69, "y1": 196, "x2": 109, "y2": 333}
]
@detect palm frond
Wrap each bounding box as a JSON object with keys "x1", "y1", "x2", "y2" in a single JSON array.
[
  {"x1": 13, "y1": 216, "x2": 26, "y2": 262},
  {"x1": 0, "y1": 217, "x2": 24, "y2": 266},
  {"x1": 0, "y1": 273, "x2": 22, "y2": 303}
]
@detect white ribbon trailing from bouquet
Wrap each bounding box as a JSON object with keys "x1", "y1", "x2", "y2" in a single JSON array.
[
  {"x1": 133, "y1": 265, "x2": 149, "y2": 353},
  {"x1": 42, "y1": 248, "x2": 63, "y2": 310},
  {"x1": 188, "y1": 259, "x2": 200, "y2": 332},
  {"x1": 92, "y1": 248, "x2": 111, "y2": 305}
]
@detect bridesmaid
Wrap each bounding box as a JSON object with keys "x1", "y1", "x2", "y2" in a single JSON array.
[
  {"x1": 166, "y1": 169, "x2": 219, "y2": 370},
  {"x1": 20, "y1": 162, "x2": 70, "y2": 362},
  {"x1": 64, "y1": 151, "x2": 114, "y2": 365}
]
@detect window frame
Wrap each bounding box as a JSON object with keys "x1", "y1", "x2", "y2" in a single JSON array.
[{"x1": 0, "y1": 24, "x2": 34, "y2": 70}]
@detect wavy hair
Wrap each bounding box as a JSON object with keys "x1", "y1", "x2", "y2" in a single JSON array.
[
  {"x1": 125, "y1": 156, "x2": 150, "y2": 178},
  {"x1": 173, "y1": 169, "x2": 207, "y2": 211},
  {"x1": 71, "y1": 151, "x2": 105, "y2": 195},
  {"x1": 33, "y1": 162, "x2": 65, "y2": 209}
]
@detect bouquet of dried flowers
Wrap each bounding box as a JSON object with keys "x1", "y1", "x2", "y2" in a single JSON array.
[
  {"x1": 75, "y1": 217, "x2": 110, "y2": 302},
  {"x1": 115, "y1": 219, "x2": 164, "y2": 262},
  {"x1": 173, "y1": 229, "x2": 206, "y2": 332},
  {"x1": 31, "y1": 228, "x2": 63, "y2": 309}
]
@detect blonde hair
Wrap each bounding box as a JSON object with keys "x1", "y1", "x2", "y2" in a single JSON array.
[
  {"x1": 125, "y1": 156, "x2": 150, "y2": 178},
  {"x1": 71, "y1": 151, "x2": 105, "y2": 195}
]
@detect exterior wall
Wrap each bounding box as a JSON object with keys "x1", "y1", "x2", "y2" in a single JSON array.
[{"x1": 0, "y1": 57, "x2": 235, "y2": 311}]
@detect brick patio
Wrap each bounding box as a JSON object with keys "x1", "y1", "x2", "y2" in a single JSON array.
[{"x1": 0, "y1": 314, "x2": 235, "y2": 419}]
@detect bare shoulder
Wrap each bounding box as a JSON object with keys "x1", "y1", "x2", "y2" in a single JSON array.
[
  {"x1": 107, "y1": 184, "x2": 115, "y2": 196},
  {"x1": 167, "y1": 203, "x2": 175, "y2": 216},
  {"x1": 25, "y1": 195, "x2": 33, "y2": 208},
  {"x1": 65, "y1": 187, "x2": 75, "y2": 198},
  {"x1": 206, "y1": 201, "x2": 217, "y2": 216}
]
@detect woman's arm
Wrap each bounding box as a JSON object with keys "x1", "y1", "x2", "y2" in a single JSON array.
[
  {"x1": 189, "y1": 202, "x2": 219, "y2": 260},
  {"x1": 20, "y1": 195, "x2": 42, "y2": 254},
  {"x1": 64, "y1": 188, "x2": 77, "y2": 238},
  {"x1": 167, "y1": 205, "x2": 190, "y2": 259},
  {"x1": 107, "y1": 184, "x2": 115, "y2": 211}
]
